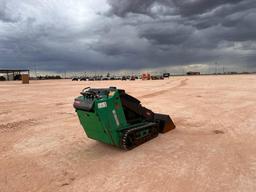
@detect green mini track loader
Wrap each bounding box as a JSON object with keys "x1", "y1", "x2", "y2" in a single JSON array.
[{"x1": 73, "y1": 87, "x2": 175, "y2": 150}]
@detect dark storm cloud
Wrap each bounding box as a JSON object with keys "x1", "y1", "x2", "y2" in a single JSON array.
[
  {"x1": 138, "y1": 23, "x2": 194, "y2": 45},
  {"x1": 171, "y1": 0, "x2": 244, "y2": 16},
  {"x1": 108, "y1": 0, "x2": 244, "y2": 17},
  {"x1": 105, "y1": 0, "x2": 256, "y2": 71},
  {"x1": 107, "y1": 0, "x2": 156, "y2": 17},
  {"x1": 0, "y1": 0, "x2": 256, "y2": 72}
]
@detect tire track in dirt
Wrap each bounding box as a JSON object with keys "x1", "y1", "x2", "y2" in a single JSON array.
[
  {"x1": 139, "y1": 78, "x2": 188, "y2": 99},
  {"x1": 0, "y1": 119, "x2": 36, "y2": 133},
  {"x1": 0, "y1": 111, "x2": 11, "y2": 115}
]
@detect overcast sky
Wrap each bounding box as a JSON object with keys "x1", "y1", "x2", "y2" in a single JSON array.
[{"x1": 0, "y1": 0, "x2": 256, "y2": 73}]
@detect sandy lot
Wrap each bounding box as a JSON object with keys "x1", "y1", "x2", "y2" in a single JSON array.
[{"x1": 0, "y1": 75, "x2": 256, "y2": 192}]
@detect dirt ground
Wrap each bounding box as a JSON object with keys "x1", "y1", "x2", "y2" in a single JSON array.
[{"x1": 0, "y1": 75, "x2": 256, "y2": 192}]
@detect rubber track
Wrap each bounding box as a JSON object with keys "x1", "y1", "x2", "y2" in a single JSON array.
[{"x1": 120, "y1": 123, "x2": 159, "y2": 150}]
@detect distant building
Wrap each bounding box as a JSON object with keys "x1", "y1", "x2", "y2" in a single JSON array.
[
  {"x1": 0, "y1": 69, "x2": 30, "y2": 81},
  {"x1": 187, "y1": 71, "x2": 200, "y2": 75}
]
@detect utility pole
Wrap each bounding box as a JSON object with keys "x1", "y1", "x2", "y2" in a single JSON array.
[
  {"x1": 215, "y1": 61, "x2": 218, "y2": 74},
  {"x1": 34, "y1": 63, "x2": 38, "y2": 79}
]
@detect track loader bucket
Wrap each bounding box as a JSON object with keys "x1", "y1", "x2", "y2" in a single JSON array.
[{"x1": 154, "y1": 113, "x2": 175, "y2": 133}]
